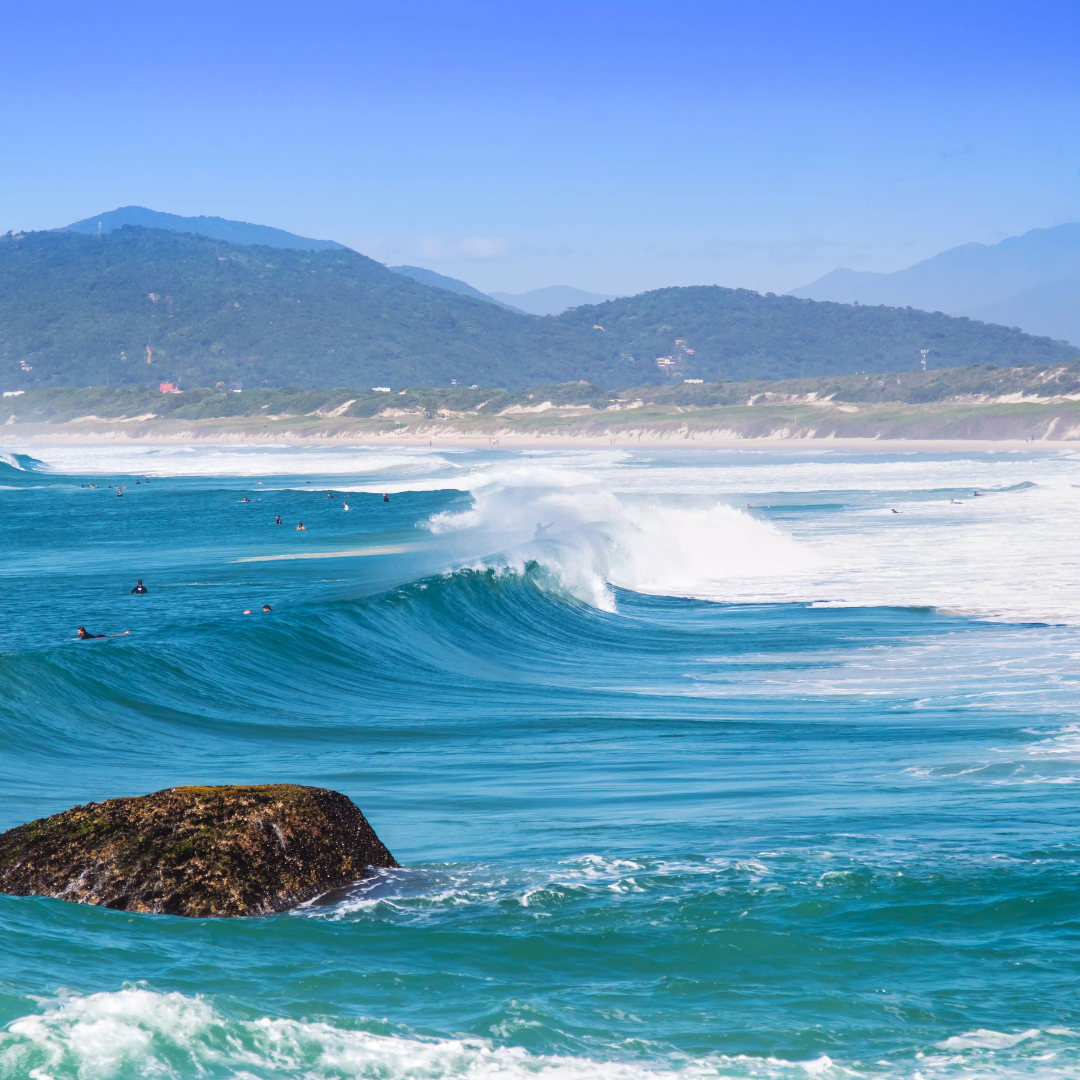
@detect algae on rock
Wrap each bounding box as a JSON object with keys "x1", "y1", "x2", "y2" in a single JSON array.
[{"x1": 0, "y1": 784, "x2": 397, "y2": 917}]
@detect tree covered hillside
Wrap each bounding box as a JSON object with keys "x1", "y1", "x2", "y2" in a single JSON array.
[
  {"x1": 0, "y1": 227, "x2": 594, "y2": 391},
  {"x1": 1, "y1": 228, "x2": 1075, "y2": 392},
  {"x1": 560, "y1": 286, "x2": 1077, "y2": 381}
]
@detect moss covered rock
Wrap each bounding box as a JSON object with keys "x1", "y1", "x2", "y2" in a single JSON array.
[{"x1": 0, "y1": 784, "x2": 397, "y2": 917}]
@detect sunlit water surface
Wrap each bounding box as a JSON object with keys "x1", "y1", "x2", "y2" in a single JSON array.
[{"x1": 1, "y1": 444, "x2": 1079, "y2": 1080}]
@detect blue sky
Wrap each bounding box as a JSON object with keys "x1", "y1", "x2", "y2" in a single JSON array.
[{"x1": 2, "y1": 1, "x2": 1078, "y2": 295}]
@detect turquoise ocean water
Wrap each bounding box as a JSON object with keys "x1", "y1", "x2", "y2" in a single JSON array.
[{"x1": 1, "y1": 444, "x2": 1078, "y2": 1079}]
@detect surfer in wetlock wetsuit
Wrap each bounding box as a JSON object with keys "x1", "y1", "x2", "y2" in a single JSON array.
[{"x1": 130, "y1": 580, "x2": 147, "y2": 594}]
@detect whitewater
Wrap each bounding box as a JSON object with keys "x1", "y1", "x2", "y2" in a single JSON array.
[{"x1": 1, "y1": 443, "x2": 1079, "y2": 1080}]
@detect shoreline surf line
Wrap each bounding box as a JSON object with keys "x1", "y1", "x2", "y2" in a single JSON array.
[{"x1": 232, "y1": 544, "x2": 415, "y2": 562}]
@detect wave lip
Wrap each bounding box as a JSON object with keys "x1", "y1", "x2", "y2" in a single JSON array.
[{"x1": 0, "y1": 452, "x2": 47, "y2": 473}]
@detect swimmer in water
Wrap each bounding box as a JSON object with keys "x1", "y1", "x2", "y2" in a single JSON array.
[
  {"x1": 239, "y1": 496, "x2": 250, "y2": 502},
  {"x1": 262, "y1": 604, "x2": 271, "y2": 612},
  {"x1": 77, "y1": 627, "x2": 130, "y2": 639},
  {"x1": 343, "y1": 502, "x2": 349, "y2": 511},
  {"x1": 130, "y1": 579, "x2": 147, "y2": 594},
  {"x1": 296, "y1": 522, "x2": 305, "y2": 530},
  {"x1": 383, "y1": 493, "x2": 390, "y2": 502},
  {"x1": 327, "y1": 492, "x2": 334, "y2": 499},
  {"x1": 275, "y1": 515, "x2": 282, "y2": 524},
  {"x1": 116, "y1": 489, "x2": 123, "y2": 497}
]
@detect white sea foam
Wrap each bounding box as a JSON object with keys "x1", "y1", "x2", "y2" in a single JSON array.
[
  {"x1": 6, "y1": 442, "x2": 466, "y2": 479},
  {"x1": 3, "y1": 989, "x2": 1076, "y2": 1080},
  {"x1": 16, "y1": 444, "x2": 1080, "y2": 622},
  {"x1": 416, "y1": 452, "x2": 1080, "y2": 623},
  {"x1": 425, "y1": 469, "x2": 816, "y2": 611}
]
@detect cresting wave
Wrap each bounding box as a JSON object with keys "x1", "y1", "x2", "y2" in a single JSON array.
[
  {"x1": 2, "y1": 988, "x2": 1077, "y2": 1080},
  {"x1": 0, "y1": 452, "x2": 44, "y2": 473},
  {"x1": 425, "y1": 475, "x2": 813, "y2": 611},
  {"x1": 418, "y1": 459, "x2": 1080, "y2": 622}
]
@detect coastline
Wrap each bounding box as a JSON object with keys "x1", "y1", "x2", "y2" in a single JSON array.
[
  {"x1": 4, "y1": 396, "x2": 1080, "y2": 452},
  {"x1": 1, "y1": 428, "x2": 1072, "y2": 455}
]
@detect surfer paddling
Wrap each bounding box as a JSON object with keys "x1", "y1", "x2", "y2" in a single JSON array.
[{"x1": 77, "y1": 627, "x2": 130, "y2": 639}]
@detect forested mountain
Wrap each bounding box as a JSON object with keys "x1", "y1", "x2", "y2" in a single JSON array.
[
  {"x1": 557, "y1": 286, "x2": 1077, "y2": 381},
  {"x1": 1, "y1": 227, "x2": 1075, "y2": 392},
  {"x1": 63, "y1": 206, "x2": 346, "y2": 251}
]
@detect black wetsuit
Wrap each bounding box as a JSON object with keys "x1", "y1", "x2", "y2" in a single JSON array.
[{"x1": 131, "y1": 584, "x2": 147, "y2": 594}]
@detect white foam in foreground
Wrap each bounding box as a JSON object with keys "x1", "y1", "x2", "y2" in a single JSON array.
[{"x1": 2, "y1": 988, "x2": 1078, "y2": 1080}]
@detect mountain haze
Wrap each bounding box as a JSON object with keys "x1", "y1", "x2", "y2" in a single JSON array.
[
  {"x1": 63, "y1": 206, "x2": 347, "y2": 252},
  {"x1": 792, "y1": 223, "x2": 1080, "y2": 343},
  {"x1": 489, "y1": 285, "x2": 619, "y2": 315},
  {"x1": 388, "y1": 265, "x2": 523, "y2": 311}
]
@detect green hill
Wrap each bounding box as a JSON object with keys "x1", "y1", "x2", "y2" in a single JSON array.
[
  {"x1": 559, "y1": 286, "x2": 1078, "y2": 381},
  {"x1": 1, "y1": 227, "x2": 1075, "y2": 392}
]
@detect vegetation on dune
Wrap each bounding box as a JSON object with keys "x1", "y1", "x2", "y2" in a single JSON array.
[
  {"x1": 6, "y1": 362, "x2": 1080, "y2": 428},
  {"x1": 1, "y1": 228, "x2": 1075, "y2": 394}
]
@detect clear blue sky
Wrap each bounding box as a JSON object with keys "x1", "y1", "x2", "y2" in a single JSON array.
[{"x1": 2, "y1": 1, "x2": 1078, "y2": 295}]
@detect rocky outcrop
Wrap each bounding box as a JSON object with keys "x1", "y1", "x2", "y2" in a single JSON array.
[{"x1": 0, "y1": 784, "x2": 397, "y2": 917}]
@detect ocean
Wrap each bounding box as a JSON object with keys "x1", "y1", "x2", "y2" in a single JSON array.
[{"x1": 1, "y1": 443, "x2": 1078, "y2": 1080}]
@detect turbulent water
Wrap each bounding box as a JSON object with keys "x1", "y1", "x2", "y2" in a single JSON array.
[{"x1": 2, "y1": 443, "x2": 1079, "y2": 1080}]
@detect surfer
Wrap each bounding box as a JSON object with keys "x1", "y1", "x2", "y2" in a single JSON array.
[
  {"x1": 239, "y1": 496, "x2": 250, "y2": 502},
  {"x1": 383, "y1": 493, "x2": 390, "y2": 502},
  {"x1": 343, "y1": 502, "x2": 349, "y2": 511},
  {"x1": 296, "y1": 522, "x2": 306, "y2": 530},
  {"x1": 891, "y1": 509, "x2": 900, "y2": 514},
  {"x1": 262, "y1": 604, "x2": 271, "y2": 612},
  {"x1": 275, "y1": 515, "x2": 282, "y2": 524},
  {"x1": 116, "y1": 489, "x2": 123, "y2": 497},
  {"x1": 130, "y1": 580, "x2": 147, "y2": 594},
  {"x1": 534, "y1": 522, "x2": 555, "y2": 538},
  {"x1": 77, "y1": 627, "x2": 129, "y2": 639},
  {"x1": 327, "y1": 492, "x2": 334, "y2": 499},
  {"x1": 973, "y1": 490, "x2": 981, "y2": 496}
]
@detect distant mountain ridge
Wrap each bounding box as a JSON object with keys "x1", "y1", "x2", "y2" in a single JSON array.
[
  {"x1": 387, "y1": 265, "x2": 523, "y2": 312},
  {"x1": 791, "y1": 223, "x2": 1080, "y2": 344},
  {"x1": 489, "y1": 285, "x2": 619, "y2": 315},
  {"x1": 63, "y1": 206, "x2": 347, "y2": 252},
  {"x1": 1, "y1": 225, "x2": 1074, "y2": 393}
]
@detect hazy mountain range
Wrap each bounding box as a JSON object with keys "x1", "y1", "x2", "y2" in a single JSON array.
[
  {"x1": 2, "y1": 224, "x2": 1072, "y2": 393},
  {"x1": 63, "y1": 209, "x2": 609, "y2": 316},
  {"x1": 792, "y1": 223, "x2": 1080, "y2": 344},
  {"x1": 488, "y1": 285, "x2": 619, "y2": 315},
  {"x1": 386, "y1": 265, "x2": 524, "y2": 312},
  {"x1": 64, "y1": 206, "x2": 346, "y2": 252}
]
